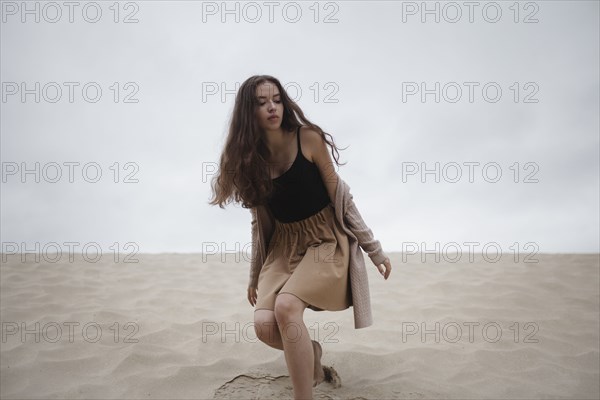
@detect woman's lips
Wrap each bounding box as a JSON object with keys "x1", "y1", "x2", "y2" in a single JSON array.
[{"x1": 268, "y1": 116, "x2": 279, "y2": 121}]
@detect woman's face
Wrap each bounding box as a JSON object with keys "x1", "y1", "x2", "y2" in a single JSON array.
[{"x1": 255, "y1": 81, "x2": 283, "y2": 131}]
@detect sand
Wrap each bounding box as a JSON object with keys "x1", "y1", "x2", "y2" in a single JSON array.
[{"x1": 1, "y1": 252, "x2": 598, "y2": 399}]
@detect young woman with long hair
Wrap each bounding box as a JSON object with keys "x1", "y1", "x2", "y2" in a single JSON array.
[{"x1": 209, "y1": 74, "x2": 392, "y2": 400}]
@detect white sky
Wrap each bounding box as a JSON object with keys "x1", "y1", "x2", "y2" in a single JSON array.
[{"x1": 1, "y1": 1, "x2": 599, "y2": 258}]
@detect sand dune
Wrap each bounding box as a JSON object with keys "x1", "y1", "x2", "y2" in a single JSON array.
[{"x1": 1, "y1": 253, "x2": 598, "y2": 399}]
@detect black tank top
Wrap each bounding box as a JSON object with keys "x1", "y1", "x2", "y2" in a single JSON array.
[{"x1": 267, "y1": 127, "x2": 331, "y2": 223}]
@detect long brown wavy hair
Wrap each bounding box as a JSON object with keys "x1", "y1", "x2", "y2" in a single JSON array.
[{"x1": 208, "y1": 75, "x2": 346, "y2": 209}]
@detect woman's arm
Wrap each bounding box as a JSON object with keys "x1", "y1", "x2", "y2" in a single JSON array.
[
  {"x1": 248, "y1": 207, "x2": 261, "y2": 289},
  {"x1": 248, "y1": 204, "x2": 276, "y2": 289},
  {"x1": 343, "y1": 191, "x2": 389, "y2": 266},
  {"x1": 305, "y1": 128, "x2": 339, "y2": 205},
  {"x1": 306, "y1": 127, "x2": 389, "y2": 268}
]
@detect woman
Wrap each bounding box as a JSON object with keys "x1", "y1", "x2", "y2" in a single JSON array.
[{"x1": 209, "y1": 74, "x2": 392, "y2": 400}]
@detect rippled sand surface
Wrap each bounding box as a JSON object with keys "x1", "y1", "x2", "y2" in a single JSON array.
[{"x1": 1, "y1": 253, "x2": 598, "y2": 399}]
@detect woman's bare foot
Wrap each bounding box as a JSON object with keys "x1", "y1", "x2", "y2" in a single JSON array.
[{"x1": 311, "y1": 340, "x2": 325, "y2": 387}]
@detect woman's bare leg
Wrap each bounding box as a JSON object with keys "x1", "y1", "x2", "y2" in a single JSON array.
[
  {"x1": 254, "y1": 309, "x2": 283, "y2": 350},
  {"x1": 274, "y1": 293, "x2": 313, "y2": 400},
  {"x1": 254, "y1": 306, "x2": 324, "y2": 388},
  {"x1": 312, "y1": 340, "x2": 325, "y2": 387}
]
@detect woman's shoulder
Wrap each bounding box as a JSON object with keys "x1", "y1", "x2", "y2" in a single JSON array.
[
  {"x1": 298, "y1": 125, "x2": 322, "y2": 140},
  {"x1": 298, "y1": 126, "x2": 326, "y2": 163}
]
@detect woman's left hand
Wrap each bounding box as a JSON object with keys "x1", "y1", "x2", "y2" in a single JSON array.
[{"x1": 376, "y1": 258, "x2": 392, "y2": 280}]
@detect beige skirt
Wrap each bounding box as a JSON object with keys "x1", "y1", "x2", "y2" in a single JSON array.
[{"x1": 254, "y1": 203, "x2": 351, "y2": 312}]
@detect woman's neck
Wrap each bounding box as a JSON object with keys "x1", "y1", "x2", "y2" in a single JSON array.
[{"x1": 263, "y1": 128, "x2": 292, "y2": 154}]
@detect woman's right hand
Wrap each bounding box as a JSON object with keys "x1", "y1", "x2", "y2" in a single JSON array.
[
  {"x1": 376, "y1": 257, "x2": 392, "y2": 280},
  {"x1": 247, "y1": 286, "x2": 258, "y2": 307}
]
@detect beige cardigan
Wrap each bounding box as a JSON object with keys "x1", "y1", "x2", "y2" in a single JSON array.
[{"x1": 248, "y1": 176, "x2": 388, "y2": 329}]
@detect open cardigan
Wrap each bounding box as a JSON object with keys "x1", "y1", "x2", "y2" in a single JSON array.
[{"x1": 248, "y1": 176, "x2": 388, "y2": 329}]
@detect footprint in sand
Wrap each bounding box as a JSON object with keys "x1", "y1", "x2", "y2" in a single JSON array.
[
  {"x1": 213, "y1": 366, "x2": 342, "y2": 399},
  {"x1": 322, "y1": 365, "x2": 342, "y2": 388}
]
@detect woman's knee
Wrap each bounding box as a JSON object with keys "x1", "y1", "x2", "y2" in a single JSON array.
[
  {"x1": 254, "y1": 310, "x2": 278, "y2": 343},
  {"x1": 273, "y1": 293, "x2": 307, "y2": 322}
]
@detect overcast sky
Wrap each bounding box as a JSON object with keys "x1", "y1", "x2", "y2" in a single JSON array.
[{"x1": 1, "y1": 1, "x2": 598, "y2": 259}]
